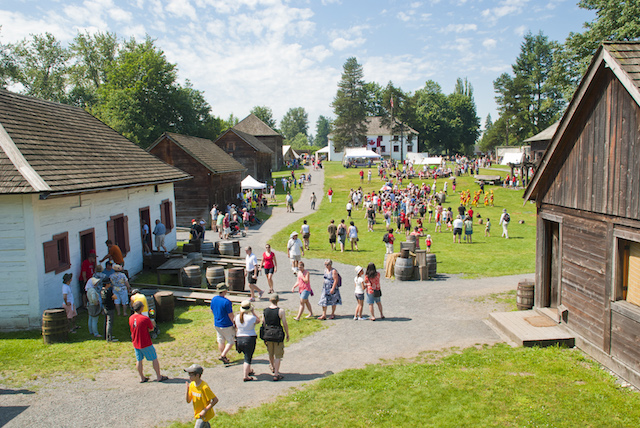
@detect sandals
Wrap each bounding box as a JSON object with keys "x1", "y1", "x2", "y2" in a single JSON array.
[
  {"x1": 317, "y1": 316, "x2": 326, "y2": 320},
  {"x1": 218, "y1": 356, "x2": 230, "y2": 364},
  {"x1": 269, "y1": 365, "x2": 275, "y2": 373},
  {"x1": 243, "y1": 377, "x2": 254, "y2": 382},
  {"x1": 328, "y1": 315, "x2": 335, "y2": 320},
  {"x1": 273, "y1": 374, "x2": 284, "y2": 382},
  {"x1": 157, "y1": 375, "x2": 168, "y2": 382},
  {"x1": 140, "y1": 377, "x2": 149, "y2": 383}
]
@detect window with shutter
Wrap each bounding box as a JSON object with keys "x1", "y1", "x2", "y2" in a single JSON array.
[{"x1": 43, "y1": 232, "x2": 70, "y2": 274}]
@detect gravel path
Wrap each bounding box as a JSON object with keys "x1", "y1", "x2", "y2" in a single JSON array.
[{"x1": 1, "y1": 166, "x2": 520, "y2": 427}]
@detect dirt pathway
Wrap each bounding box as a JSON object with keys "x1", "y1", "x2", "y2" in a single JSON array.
[{"x1": 1, "y1": 166, "x2": 520, "y2": 428}]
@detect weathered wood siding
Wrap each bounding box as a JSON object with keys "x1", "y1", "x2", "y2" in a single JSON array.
[
  {"x1": 215, "y1": 134, "x2": 272, "y2": 182},
  {"x1": 149, "y1": 138, "x2": 242, "y2": 226},
  {"x1": 258, "y1": 135, "x2": 283, "y2": 171},
  {"x1": 541, "y1": 68, "x2": 640, "y2": 219}
]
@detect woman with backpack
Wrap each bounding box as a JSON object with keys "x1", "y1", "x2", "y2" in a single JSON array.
[
  {"x1": 318, "y1": 259, "x2": 342, "y2": 320},
  {"x1": 261, "y1": 294, "x2": 289, "y2": 381}
]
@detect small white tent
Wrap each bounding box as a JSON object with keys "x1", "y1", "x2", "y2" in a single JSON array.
[
  {"x1": 501, "y1": 152, "x2": 524, "y2": 165},
  {"x1": 343, "y1": 147, "x2": 382, "y2": 160},
  {"x1": 241, "y1": 175, "x2": 267, "y2": 190}
]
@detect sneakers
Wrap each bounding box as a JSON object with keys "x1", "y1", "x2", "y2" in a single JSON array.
[{"x1": 353, "y1": 316, "x2": 358, "y2": 320}]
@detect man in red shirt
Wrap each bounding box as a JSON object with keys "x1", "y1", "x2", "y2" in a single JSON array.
[
  {"x1": 80, "y1": 250, "x2": 96, "y2": 306},
  {"x1": 129, "y1": 301, "x2": 167, "y2": 383},
  {"x1": 359, "y1": 169, "x2": 364, "y2": 183}
]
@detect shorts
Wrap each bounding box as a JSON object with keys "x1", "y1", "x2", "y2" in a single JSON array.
[
  {"x1": 265, "y1": 341, "x2": 284, "y2": 359},
  {"x1": 264, "y1": 267, "x2": 275, "y2": 275},
  {"x1": 223, "y1": 227, "x2": 231, "y2": 235},
  {"x1": 302, "y1": 233, "x2": 310, "y2": 239},
  {"x1": 366, "y1": 291, "x2": 381, "y2": 305},
  {"x1": 113, "y1": 287, "x2": 128, "y2": 305},
  {"x1": 465, "y1": 230, "x2": 473, "y2": 235},
  {"x1": 134, "y1": 345, "x2": 157, "y2": 362},
  {"x1": 355, "y1": 293, "x2": 365, "y2": 301},
  {"x1": 65, "y1": 303, "x2": 77, "y2": 319},
  {"x1": 367, "y1": 218, "x2": 374, "y2": 226},
  {"x1": 215, "y1": 326, "x2": 236, "y2": 344},
  {"x1": 300, "y1": 290, "x2": 311, "y2": 300},
  {"x1": 236, "y1": 335, "x2": 257, "y2": 364},
  {"x1": 290, "y1": 254, "x2": 301, "y2": 262},
  {"x1": 155, "y1": 234, "x2": 165, "y2": 248},
  {"x1": 338, "y1": 235, "x2": 346, "y2": 244},
  {"x1": 248, "y1": 274, "x2": 257, "y2": 284},
  {"x1": 453, "y1": 228, "x2": 462, "y2": 236},
  {"x1": 329, "y1": 237, "x2": 336, "y2": 244}
]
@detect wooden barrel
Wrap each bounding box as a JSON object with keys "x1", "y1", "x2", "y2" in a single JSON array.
[
  {"x1": 232, "y1": 240, "x2": 241, "y2": 257},
  {"x1": 182, "y1": 266, "x2": 202, "y2": 287},
  {"x1": 206, "y1": 266, "x2": 225, "y2": 289},
  {"x1": 187, "y1": 252, "x2": 203, "y2": 268},
  {"x1": 395, "y1": 257, "x2": 414, "y2": 281},
  {"x1": 150, "y1": 251, "x2": 168, "y2": 269},
  {"x1": 228, "y1": 267, "x2": 245, "y2": 291},
  {"x1": 400, "y1": 248, "x2": 410, "y2": 258},
  {"x1": 517, "y1": 279, "x2": 535, "y2": 310},
  {"x1": 154, "y1": 291, "x2": 174, "y2": 322},
  {"x1": 426, "y1": 254, "x2": 437, "y2": 278},
  {"x1": 219, "y1": 241, "x2": 234, "y2": 256},
  {"x1": 407, "y1": 234, "x2": 417, "y2": 245},
  {"x1": 183, "y1": 243, "x2": 196, "y2": 253},
  {"x1": 140, "y1": 289, "x2": 157, "y2": 319},
  {"x1": 201, "y1": 241, "x2": 214, "y2": 256},
  {"x1": 415, "y1": 249, "x2": 427, "y2": 267},
  {"x1": 400, "y1": 241, "x2": 415, "y2": 253},
  {"x1": 42, "y1": 308, "x2": 68, "y2": 344},
  {"x1": 189, "y1": 238, "x2": 202, "y2": 252}
]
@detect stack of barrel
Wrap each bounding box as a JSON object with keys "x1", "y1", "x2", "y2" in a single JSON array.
[
  {"x1": 395, "y1": 237, "x2": 416, "y2": 281},
  {"x1": 181, "y1": 252, "x2": 204, "y2": 287}
]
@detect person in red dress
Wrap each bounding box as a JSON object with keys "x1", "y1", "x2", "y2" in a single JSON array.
[{"x1": 260, "y1": 244, "x2": 278, "y2": 294}]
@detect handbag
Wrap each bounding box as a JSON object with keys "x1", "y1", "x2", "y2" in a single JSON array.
[
  {"x1": 373, "y1": 289, "x2": 382, "y2": 298},
  {"x1": 260, "y1": 323, "x2": 285, "y2": 342}
]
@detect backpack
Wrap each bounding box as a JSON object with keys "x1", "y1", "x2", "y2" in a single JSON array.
[
  {"x1": 335, "y1": 271, "x2": 342, "y2": 287},
  {"x1": 503, "y1": 213, "x2": 510, "y2": 223},
  {"x1": 382, "y1": 233, "x2": 389, "y2": 243}
]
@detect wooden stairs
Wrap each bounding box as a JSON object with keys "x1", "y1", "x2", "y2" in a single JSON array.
[{"x1": 488, "y1": 307, "x2": 575, "y2": 348}]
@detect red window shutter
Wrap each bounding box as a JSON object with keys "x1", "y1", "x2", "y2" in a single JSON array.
[
  {"x1": 160, "y1": 202, "x2": 167, "y2": 229},
  {"x1": 167, "y1": 201, "x2": 173, "y2": 232},
  {"x1": 43, "y1": 240, "x2": 58, "y2": 273},
  {"x1": 123, "y1": 215, "x2": 130, "y2": 254},
  {"x1": 107, "y1": 219, "x2": 115, "y2": 244}
]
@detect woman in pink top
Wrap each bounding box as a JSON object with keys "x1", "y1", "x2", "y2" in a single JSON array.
[
  {"x1": 260, "y1": 244, "x2": 278, "y2": 294},
  {"x1": 364, "y1": 263, "x2": 384, "y2": 321},
  {"x1": 291, "y1": 261, "x2": 313, "y2": 320}
]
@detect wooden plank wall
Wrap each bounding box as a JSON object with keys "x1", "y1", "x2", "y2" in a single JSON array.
[
  {"x1": 611, "y1": 311, "x2": 640, "y2": 373},
  {"x1": 541, "y1": 69, "x2": 640, "y2": 220}
]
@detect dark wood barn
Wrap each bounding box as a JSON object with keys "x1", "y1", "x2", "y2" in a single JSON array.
[
  {"x1": 214, "y1": 128, "x2": 273, "y2": 183},
  {"x1": 234, "y1": 114, "x2": 284, "y2": 171},
  {"x1": 525, "y1": 42, "x2": 640, "y2": 387},
  {"x1": 523, "y1": 121, "x2": 558, "y2": 165},
  {"x1": 148, "y1": 132, "x2": 246, "y2": 226}
]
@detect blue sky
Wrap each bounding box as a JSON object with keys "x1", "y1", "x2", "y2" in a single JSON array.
[{"x1": 1, "y1": 0, "x2": 595, "y2": 134}]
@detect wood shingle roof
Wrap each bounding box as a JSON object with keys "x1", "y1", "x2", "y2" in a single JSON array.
[
  {"x1": 0, "y1": 90, "x2": 190, "y2": 195},
  {"x1": 149, "y1": 132, "x2": 246, "y2": 174},
  {"x1": 234, "y1": 114, "x2": 282, "y2": 137},
  {"x1": 220, "y1": 128, "x2": 274, "y2": 154}
]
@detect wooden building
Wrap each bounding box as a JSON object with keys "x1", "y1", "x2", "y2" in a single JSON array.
[
  {"x1": 524, "y1": 42, "x2": 640, "y2": 387},
  {"x1": 523, "y1": 122, "x2": 559, "y2": 165},
  {"x1": 0, "y1": 90, "x2": 190, "y2": 330},
  {"x1": 148, "y1": 133, "x2": 246, "y2": 226},
  {"x1": 234, "y1": 114, "x2": 283, "y2": 171},
  {"x1": 213, "y1": 128, "x2": 273, "y2": 183}
]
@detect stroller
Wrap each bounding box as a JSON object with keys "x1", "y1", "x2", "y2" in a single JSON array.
[{"x1": 229, "y1": 220, "x2": 247, "y2": 237}]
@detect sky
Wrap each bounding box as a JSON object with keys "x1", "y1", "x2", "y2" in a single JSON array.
[{"x1": 1, "y1": 0, "x2": 596, "y2": 135}]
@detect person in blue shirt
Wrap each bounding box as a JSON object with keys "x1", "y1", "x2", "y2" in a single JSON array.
[
  {"x1": 153, "y1": 219, "x2": 168, "y2": 253},
  {"x1": 210, "y1": 283, "x2": 235, "y2": 364},
  {"x1": 102, "y1": 261, "x2": 115, "y2": 278}
]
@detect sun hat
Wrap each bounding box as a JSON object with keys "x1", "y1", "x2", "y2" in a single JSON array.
[
  {"x1": 113, "y1": 264, "x2": 123, "y2": 271},
  {"x1": 184, "y1": 364, "x2": 204, "y2": 375},
  {"x1": 290, "y1": 231, "x2": 298, "y2": 238},
  {"x1": 216, "y1": 282, "x2": 228, "y2": 292},
  {"x1": 240, "y1": 300, "x2": 253, "y2": 312},
  {"x1": 355, "y1": 265, "x2": 363, "y2": 274}
]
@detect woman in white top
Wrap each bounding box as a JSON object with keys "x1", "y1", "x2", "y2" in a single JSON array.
[
  {"x1": 353, "y1": 265, "x2": 365, "y2": 320},
  {"x1": 62, "y1": 273, "x2": 78, "y2": 332},
  {"x1": 234, "y1": 300, "x2": 261, "y2": 382},
  {"x1": 301, "y1": 220, "x2": 311, "y2": 250},
  {"x1": 348, "y1": 221, "x2": 359, "y2": 251}
]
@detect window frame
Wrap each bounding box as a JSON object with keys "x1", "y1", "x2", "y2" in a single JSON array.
[
  {"x1": 612, "y1": 227, "x2": 640, "y2": 323},
  {"x1": 43, "y1": 232, "x2": 70, "y2": 274}
]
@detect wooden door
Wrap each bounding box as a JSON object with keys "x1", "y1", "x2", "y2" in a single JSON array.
[{"x1": 543, "y1": 221, "x2": 560, "y2": 308}]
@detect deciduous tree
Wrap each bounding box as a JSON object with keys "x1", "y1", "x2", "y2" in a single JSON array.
[
  {"x1": 314, "y1": 115, "x2": 332, "y2": 146},
  {"x1": 250, "y1": 105, "x2": 277, "y2": 129},
  {"x1": 280, "y1": 107, "x2": 308, "y2": 140}
]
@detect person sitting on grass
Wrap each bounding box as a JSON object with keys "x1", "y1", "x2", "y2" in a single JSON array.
[
  {"x1": 129, "y1": 300, "x2": 168, "y2": 383},
  {"x1": 185, "y1": 364, "x2": 218, "y2": 427}
]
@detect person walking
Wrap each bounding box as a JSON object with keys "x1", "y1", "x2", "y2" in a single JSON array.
[
  {"x1": 62, "y1": 273, "x2": 78, "y2": 332},
  {"x1": 244, "y1": 246, "x2": 264, "y2": 302},
  {"x1": 346, "y1": 201, "x2": 352, "y2": 218},
  {"x1": 152, "y1": 220, "x2": 168, "y2": 254},
  {"x1": 452, "y1": 215, "x2": 464, "y2": 244},
  {"x1": 353, "y1": 266, "x2": 366, "y2": 320},
  {"x1": 235, "y1": 300, "x2": 261, "y2": 382},
  {"x1": 464, "y1": 215, "x2": 474, "y2": 244},
  {"x1": 499, "y1": 209, "x2": 510, "y2": 239},
  {"x1": 348, "y1": 221, "x2": 359, "y2": 251},
  {"x1": 327, "y1": 219, "x2": 337, "y2": 251},
  {"x1": 185, "y1": 364, "x2": 218, "y2": 427},
  {"x1": 301, "y1": 220, "x2": 311, "y2": 250},
  {"x1": 210, "y1": 283, "x2": 235, "y2": 365},
  {"x1": 287, "y1": 231, "x2": 304, "y2": 274},
  {"x1": 337, "y1": 219, "x2": 347, "y2": 252},
  {"x1": 364, "y1": 263, "x2": 384, "y2": 321},
  {"x1": 318, "y1": 259, "x2": 342, "y2": 320},
  {"x1": 100, "y1": 277, "x2": 117, "y2": 342},
  {"x1": 262, "y1": 294, "x2": 289, "y2": 381},
  {"x1": 383, "y1": 228, "x2": 395, "y2": 254},
  {"x1": 129, "y1": 300, "x2": 168, "y2": 383},
  {"x1": 291, "y1": 261, "x2": 313, "y2": 320},
  {"x1": 310, "y1": 192, "x2": 317, "y2": 210},
  {"x1": 327, "y1": 187, "x2": 333, "y2": 203},
  {"x1": 260, "y1": 244, "x2": 277, "y2": 294}
]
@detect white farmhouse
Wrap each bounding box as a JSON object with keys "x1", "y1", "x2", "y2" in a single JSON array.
[{"x1": 0, "y1": 90, "x2": 190, "y2": 330}]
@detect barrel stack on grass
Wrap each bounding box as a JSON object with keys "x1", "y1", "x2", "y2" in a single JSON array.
[
  {"x1": 154, "y1": 291, "x2": 175, "y2": 322},
  {"x1": 182, "y1": 266, "x2": 202, "y2": 287}
]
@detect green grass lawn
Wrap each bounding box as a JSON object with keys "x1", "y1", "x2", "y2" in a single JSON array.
[
  {"x1": 270, "y1": 162, "x2": 536, "y2": 277},
  {"x1": 0, "y1": 303, "x2": 324, "y2": 386},
  {"x1": 165, "y1": 344, "x2": 640, "y2": 427}
]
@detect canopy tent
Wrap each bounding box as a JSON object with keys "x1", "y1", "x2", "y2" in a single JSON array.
[
  {"x1": 501, "y1": 152, "x2": 524, "y2": 165},
  {"x1": 417, "y1": 156, "x2": 443, "y2": 165},
  {"x1": 315, "y1": 146, "x2": 330, "y2": 154},
  {"x1": 241, "y1": 175, "x2": 267, "y2": 190},
  {"x1": 343, "y1": 147, "x2": 382, "y2": 159}
]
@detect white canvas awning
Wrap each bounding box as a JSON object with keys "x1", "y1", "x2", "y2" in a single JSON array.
[
  {"x1": 343, "y1": 147, "x2": 382, "y2": 159},
  {"x1": 241, "y1": 175, "x2": 267, "y2": 190},
  {"x1": 501, "y1": 152, "x2": 524, "y2": 165}
]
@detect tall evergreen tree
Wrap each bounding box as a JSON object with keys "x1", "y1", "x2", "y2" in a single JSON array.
[
  {"x1": 314, "y1": 115, "x2": 332, "y2": 146},
  {"x1": 331, "y1": 57, "x2": 368, "y2": 151}
]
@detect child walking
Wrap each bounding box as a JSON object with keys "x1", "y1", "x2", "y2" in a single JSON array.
[
  {"x1": 425, "y1": 234, "x2": 432, "y2": 253},
  {"x1": 485, "y1": 218, "x2": 491, "y2": 237},
  {"x1": 185, "y1": 364, "x2": 218, "y2": 428}
]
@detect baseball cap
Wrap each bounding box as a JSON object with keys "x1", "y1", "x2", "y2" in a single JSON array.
[{"x1": 184, "y1": 364, "x2": 204, "y2": 375}]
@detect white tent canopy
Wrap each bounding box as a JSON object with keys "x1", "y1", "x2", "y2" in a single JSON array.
[
  {"x1": 343, "y1": 147, "x2": 382, "y2": 159},
  {"x1": 241, "y1": 175, "x2": 267, "y2": 190},
  {"x1": 501, "y1": 152, "x2": 524, "y2": 165}
]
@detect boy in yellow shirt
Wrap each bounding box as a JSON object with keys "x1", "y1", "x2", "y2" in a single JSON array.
[{"x1": 185, "y1": 364, "x2": 218, "y2": 427}]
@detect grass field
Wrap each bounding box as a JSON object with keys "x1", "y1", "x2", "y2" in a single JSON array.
[
  {"x1": 270, "y1": 162, "x2": 536, "y2": 277},
  {"x1": 0, "y1": 303, "x2": 324, "y2": 386},
  {"x1": 165, "y1": 344, "x2": 640, "y2": 428}
]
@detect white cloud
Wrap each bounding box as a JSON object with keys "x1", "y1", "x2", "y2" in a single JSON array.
[
  {"x1": 442, "y1": 23, "x2": 477, "y2": 33},
  {"x1": 514, "y1": 25, "x2": 528, "y2": 36},
  {"x1": 363, "y1": 54, "x2": 437, "y2": 86},
  {"x1": 397, "y1": 12, "x2": 411, "y2": 22},
  {"x1": 108, "y1": 7, "x2": 133, "y2": 22},
  {"x1": 328, "y1": 25, "x2": 368, "y2": 51},
  {"x1": 0, "y1": 10, "x2": 75, "y2": 42},
  {"x1": 481, "y1": 0, "x2": 529, "y2": 24},
  {"x1": 483, "y1": 38, "x2": 497, "y2": 49},
  {"x1": 166, "y1": 0, "x2": 198, "y2": 21}
]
